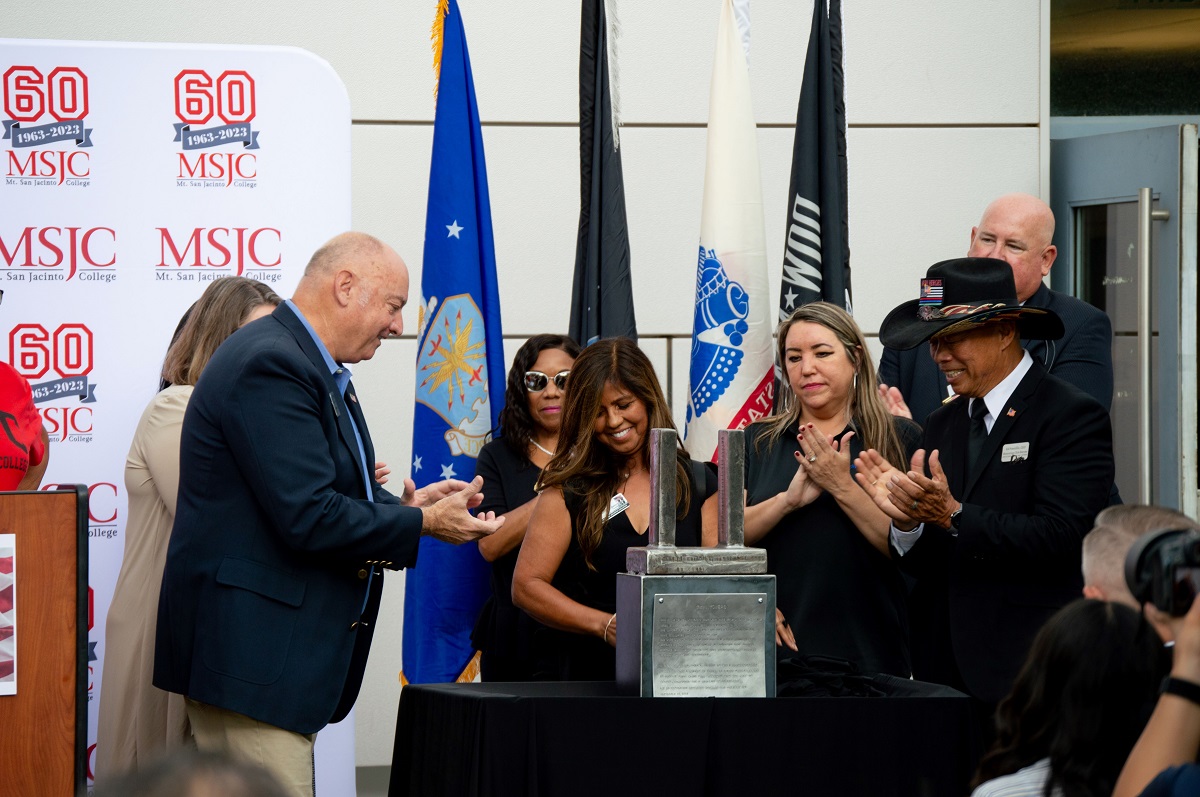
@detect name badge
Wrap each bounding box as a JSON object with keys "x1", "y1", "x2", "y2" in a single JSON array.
[
  {"x1": 1001, "y1": 442, "x2": 1030, "y2": 463},
  {"x1": 606, "y1": 492, "x2": 631, "y2": 522}
]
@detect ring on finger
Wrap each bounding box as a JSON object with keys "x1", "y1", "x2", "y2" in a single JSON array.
[
  {"x1": 807, "y1": 454, "x2": 818, "y2": 463},
  {"x1": 910, "y1": 500, "x2": 919, "y2": 511}
]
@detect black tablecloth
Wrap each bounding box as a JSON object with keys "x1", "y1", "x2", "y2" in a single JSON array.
[{"x1": 388, "y1": 681, "x2": 979, "y2": 797}]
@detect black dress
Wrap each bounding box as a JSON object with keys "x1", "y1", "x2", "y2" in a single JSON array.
[
  {"x1": 470, "y1": 437, "x2": 543, "y2": 681},
  {"x1": 744, "y1": 418, "x2": 921, "y2": 677},
  {"x1": 537, "y1": 459, "x2": 716, "y2": 681}
]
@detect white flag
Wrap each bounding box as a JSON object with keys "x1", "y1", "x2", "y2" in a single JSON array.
[{"x1": 684, "y1": 0, "x2": 775, "y2": 462}]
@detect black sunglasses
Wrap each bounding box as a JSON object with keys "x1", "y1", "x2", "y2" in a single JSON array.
[{"x1": 524, "y1": 370, "x2": 569, "y2": 393}]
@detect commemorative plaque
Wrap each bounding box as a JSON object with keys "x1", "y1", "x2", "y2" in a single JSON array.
[{"x1": 616, "y1": 428, "x2": 776, "y2": 697}]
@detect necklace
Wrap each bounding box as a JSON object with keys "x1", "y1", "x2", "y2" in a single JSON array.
[{"x1": 532, "y1": 440, "x2": 555, "y2": 457}]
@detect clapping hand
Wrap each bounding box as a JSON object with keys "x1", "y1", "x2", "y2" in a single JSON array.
[
  {"x1": 877, "y1": 383, "x2": 913, "y2": 420},
  {"x1": 781, "y1": 439, "x2": 823, "y2": 512},
  {"x1": 855, "y1": 449, "x2": 959, "y2": 529},
  {"x1": 796, "y1": 425, "x2": 854, "y2": 494},
  {"x1": 420, "y1": 475, "x2": 503, "y2": 544},
  {"x1": 402, "y1": 477, "x2": 485, "y2": 510}
]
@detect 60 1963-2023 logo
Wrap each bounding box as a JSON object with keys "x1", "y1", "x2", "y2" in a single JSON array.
[{"x1": 3, "y1": 65, "x2": 93, "y2": 187}]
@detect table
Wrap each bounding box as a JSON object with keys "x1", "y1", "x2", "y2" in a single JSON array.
[{"x1": 388, "y1": 681, "x2": 979, "y2": 797}]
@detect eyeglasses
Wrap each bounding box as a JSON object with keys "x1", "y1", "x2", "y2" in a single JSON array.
[
  {"x1": 930, "y1": 325, "x2": 990, "y2": 355},
  {"x1": 524, "y1": 370, "x2": 569, "y2": 392}
]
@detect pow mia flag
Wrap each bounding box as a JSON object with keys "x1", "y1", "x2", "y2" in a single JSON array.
[{"x1": 779, "y1": 0, "x2": 850, "y2": 320}]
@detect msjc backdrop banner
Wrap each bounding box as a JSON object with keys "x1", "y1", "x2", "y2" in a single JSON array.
[{"x1": 0, "y1": 38, "x2": 353, "y2": 791}]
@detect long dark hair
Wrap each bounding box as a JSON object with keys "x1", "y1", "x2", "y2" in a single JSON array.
[
  {"x1": 971, "y1": 599, "x2": 1167, "y2": 797},
  {"x1": 538, "y1": 337, "x2": 690, "y2": 569},
  {"x1": 497, "y1": 334, "x2": 581, "y2": 460}
]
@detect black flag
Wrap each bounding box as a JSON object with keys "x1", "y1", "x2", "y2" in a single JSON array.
[
  {"x1": 779, "y1": 0, "x2": 850, "y2": 320},
  {"x1": 570, "y1": 0, "x2": 636, "y2": 345}
]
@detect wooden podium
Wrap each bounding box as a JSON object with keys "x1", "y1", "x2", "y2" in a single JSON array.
[{"x1": 0, "y1": 486, "x2": 89, "y2": 795}]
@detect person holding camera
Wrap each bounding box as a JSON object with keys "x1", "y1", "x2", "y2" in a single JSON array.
[
  {"x1": 1113, "y1": 595, "x2": 1200, "y2": 797},
  {"x1": 1111, "y1": 526, "x2": 1200, "y2": 796},
  {"x1": 1081, "y1": 505, "x2": 1196, "y2": 644}
]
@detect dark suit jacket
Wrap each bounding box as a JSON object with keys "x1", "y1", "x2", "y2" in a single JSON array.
[
  {"x1": 878, "y1": 284, "x2": 1114, "y2": 424},
  {"x1": 154, "y1": 303, "x2": 422, "y2": 734},
  {"x1": 898, "y1": 361, "x2": 1113, "y2": 704}
]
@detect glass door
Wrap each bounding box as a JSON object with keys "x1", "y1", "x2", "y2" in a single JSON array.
[{"x1": 1051, "y1": 125, "x2": 1199, "y2": 514}]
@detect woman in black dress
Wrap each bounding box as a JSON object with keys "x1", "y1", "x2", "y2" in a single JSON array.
[
  {"x1": 472, "y1": 334, "x2": 580, "y2": 681},
  {"x1": 514, "y1": 337, "x2": 715, "y2": 680},
  {"x1": 704, "y1": 302, "x2": 918, "y2": 677}
]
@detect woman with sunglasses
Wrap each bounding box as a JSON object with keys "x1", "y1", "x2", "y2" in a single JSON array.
[
  {"x1": 471, "y1": 334, "x2": 581, "y2": 681},
  {"x1": 513, "y1": 337, "x2": 716, "y2": 680}
]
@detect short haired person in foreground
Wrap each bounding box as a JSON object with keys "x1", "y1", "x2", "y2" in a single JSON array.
[
  {"x1": 1113, "y1": 596, "x2": 1200, "y2": 797},
  {"x1": 154, "y1": 232, "x2": 503, "y2": 797},
  {"x1": 878, "y1": 193, "x2": 1113, "y2": 424},
  {"x1": 1082, "y1": 505, "x2": 1196, "y2": 643},
  {"x1": 855, "y1": 258, "x2": 1115, "y2": 712},
  {"x1": 969, "y1": 600, "x2": 1167, "y2": 797},
  {"x1": 98, "y1": 277, "x2": 280, "y2": 780},
  {"x1": 513, "y1": 337, "x2": 716, "y2": 680},
  {"x1": 94, "y1": 749, "x2": 290, "y2": 797}
]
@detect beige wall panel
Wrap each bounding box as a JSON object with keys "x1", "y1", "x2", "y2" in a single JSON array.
[
  {"x1": 6, "y1": 0, "x2": 1039, "y2": 124},
  {"x1": 352, "y1": 124, "x2": 580, "y2": 336},
  {"x1": 351, "y1": 121, "x2": 1041, "y2": 342},
  {"x1": 842, "y1": 0, "x2": 1041, "y2": 124},
  {"x1": 846, "y1": 126, "x2": 1042, "y2": 333}
]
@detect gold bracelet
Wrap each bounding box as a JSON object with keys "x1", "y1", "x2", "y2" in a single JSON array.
[{"x1": 603, "y1": 613, "x2": 616, "y2": 641}]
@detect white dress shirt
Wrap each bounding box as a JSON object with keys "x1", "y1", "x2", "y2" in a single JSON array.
[{"x1": 891, "y1": 350, "x2": 1034, "y2": 555}]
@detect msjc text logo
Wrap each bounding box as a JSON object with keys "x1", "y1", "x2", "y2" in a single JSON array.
[
  {"x1": 174, "y1": 69, "x2": 260, "y2": 188},
  {"x1": 10, "y1": 322, "x2": 99, "y2": 443},
  {"x1": 3, "y1": 65, "x2": 93, "y2": 186}
]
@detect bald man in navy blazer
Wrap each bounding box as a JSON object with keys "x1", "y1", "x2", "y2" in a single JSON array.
[
  {"x1": 878, "y1": 193, "x2": 1113, "y2": 424},
  {"x1": 154, "y1": 233, "x2": 503, "y2": 796}
]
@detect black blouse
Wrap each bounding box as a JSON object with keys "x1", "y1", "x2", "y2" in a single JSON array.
[{"x1": 744, "y1": 418, "x2": 921, "y2": 677}]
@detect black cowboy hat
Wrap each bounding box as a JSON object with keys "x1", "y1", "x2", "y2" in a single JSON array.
[{"x1": 879, "y1": 257, "x2": 1064, "y2": 351}]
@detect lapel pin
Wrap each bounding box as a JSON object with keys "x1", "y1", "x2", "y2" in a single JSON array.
[{"x1": 1006, "y1": 408, "x2": 1016, "y2": 417}]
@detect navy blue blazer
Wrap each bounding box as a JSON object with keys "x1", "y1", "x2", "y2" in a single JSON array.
[
  {"x1": 878, "y1": 284, "x2": 1114, "y2": 425},
  {"x1": 154, "y1": 303, "x2": 422, "y2": 734},
  {"x1": 897, "y1": 362, "x2": 1114, "y2": 703}
]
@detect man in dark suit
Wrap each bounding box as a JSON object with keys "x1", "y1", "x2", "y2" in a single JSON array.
[
  {"x1": 856, "y1": 258, "x2": 1114, "y2": 708},
  {"x1": 154, "y1": 232, "x2": 503, "y2": 796},
  {"x1": 878, "y1": 193, "x2": 1113, "y2": 424}
]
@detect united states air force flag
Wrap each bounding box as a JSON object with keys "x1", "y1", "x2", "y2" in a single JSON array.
[
  {"x1": 685, "y1": 0, "x2": 775, "y2": 463},
  {"x1": 402, "y1": 0, "x2": 506, "y2": 684}
]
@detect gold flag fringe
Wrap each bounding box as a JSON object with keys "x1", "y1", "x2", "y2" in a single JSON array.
[
  {"x1": 431, "y1": 0, "x2": 449, "y2": 98},
  {"x1": 398, "y1": 650, "x2": 481, "y2": 686}
]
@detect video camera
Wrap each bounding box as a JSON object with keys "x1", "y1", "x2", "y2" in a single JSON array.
[{"x1": 1125, "y1": 528, "x2": 1200, "y2": 617}]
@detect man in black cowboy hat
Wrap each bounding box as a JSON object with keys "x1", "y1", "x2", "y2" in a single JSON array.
[
  {"x1": 877, "y1": 193, "x2": 1113, "y2": 425},
  {"x1": 856, "y1": 257, "x2": 1114, "y2": 709}
]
